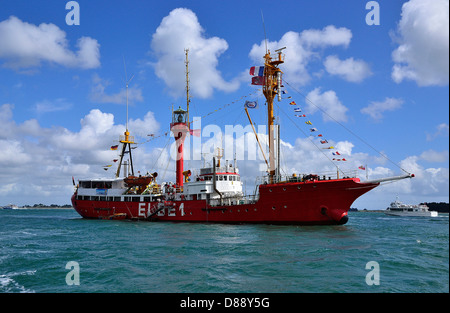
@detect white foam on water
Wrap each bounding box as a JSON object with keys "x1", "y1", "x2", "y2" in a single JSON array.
[{"x1": 0, "y1": 270, "x2": 36, "y2": 293}]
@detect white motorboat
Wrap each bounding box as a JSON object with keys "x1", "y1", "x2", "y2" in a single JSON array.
[{"x1": 385, "y1": 197, "x2": 438, "y2": 217}]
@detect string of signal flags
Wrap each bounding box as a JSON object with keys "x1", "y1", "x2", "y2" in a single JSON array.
[
  {"x1": 248, "y1": 64, "x2": 350, "y2": 164},
  {"x1": 245, "y1": 97, "x2": 348, "y2": 162}
]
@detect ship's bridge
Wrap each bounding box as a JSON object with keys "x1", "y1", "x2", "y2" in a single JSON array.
[
  {"x1": 182, "y1": 164, "x2": 243, "y2": 201},
  {"x1": 76, "y1": 178, "x2": 126, "y2": 197}
]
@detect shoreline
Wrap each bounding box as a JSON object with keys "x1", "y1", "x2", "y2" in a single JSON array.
[{"x1": 14, "y1": 206, "x2": 73, "y2": 210}]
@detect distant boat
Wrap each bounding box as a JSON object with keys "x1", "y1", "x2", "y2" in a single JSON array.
[
  {"x1": 1, "y1": 204, "x2": 18, "y2": 210},
  {"x1": 385, "y1": 197, "x2": 438, "y2": 217}
]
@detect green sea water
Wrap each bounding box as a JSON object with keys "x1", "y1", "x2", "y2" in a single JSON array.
[{"x1": 0, "y1": 209, "x2": 448, "y2": 293}]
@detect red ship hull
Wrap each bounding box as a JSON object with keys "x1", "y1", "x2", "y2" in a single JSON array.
[{"x1": 71, "y1": 178, "x2": 379, "y2": 225}]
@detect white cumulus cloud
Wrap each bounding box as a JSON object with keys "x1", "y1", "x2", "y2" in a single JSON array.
[
  {"x1": 391, "y1": 0, "x2": 449, "y2": 86},
  {"x1": 305, "y1": 87, "x2": 348, "y2": 122},
  {"x1": 300, "y1": 25, "x2": 352, "y2": 48},
  {"x1": 0, "y1": 16, "x2": 100, "y2": 70},
  {"x1": 324, "y1": 55, "x2": 372, "y2": 82},
  {"x1": 360, "y1": 97, "x2": 403, "y2": 121},
  {"x1": 150, "y1": 8, "x2": 239, "y2": 99}
]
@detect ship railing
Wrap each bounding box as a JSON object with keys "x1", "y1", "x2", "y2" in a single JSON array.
[
  {"x1": 207, "y1": 194, "x2": 258, "y2": 207},
  {"x1": 256, "y1": 170, "x2": 359, "y2": 185},
  {"x1": 119, "y1": 134, "x2": 135, "y2": 143},
  {"x1": 239, "y1": 194, "x2": 259, "y2": 204}
]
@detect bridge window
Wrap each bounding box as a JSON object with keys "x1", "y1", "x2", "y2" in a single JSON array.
[
  {"x1": 80, "y1": 181, "x2": 91, "y2": 188},
  {"x1": 80, "y1": 181, "x2": 113, "y2": 189}
]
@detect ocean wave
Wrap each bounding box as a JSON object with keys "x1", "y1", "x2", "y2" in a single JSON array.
[{"x1": 0, "y1": 270, "x2": 36, "y2": 293}]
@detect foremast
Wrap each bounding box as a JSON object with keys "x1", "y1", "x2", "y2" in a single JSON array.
[{"x1": 262, "y1": 48, "x2": 285, "y2": 183}]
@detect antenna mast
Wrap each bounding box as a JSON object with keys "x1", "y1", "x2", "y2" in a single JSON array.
[
  {"x1": 185, "y1": 48, "x2": 190, "y2": 129},
  {"x1": 123, "y1": 57, "x2": 134, "y2": 131},
  {"x1": 261, "y1": 10, "x2": 268, "y2": 53},
  {"x1": 116, "y1": 59, "x2": 135, "y2": 178}
]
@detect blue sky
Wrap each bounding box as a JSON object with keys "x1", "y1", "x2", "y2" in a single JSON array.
[{"x1": 0, "y1": 0, "x2": 448, "y2": 208}]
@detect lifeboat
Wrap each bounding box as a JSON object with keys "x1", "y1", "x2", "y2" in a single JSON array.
[{"x1": 124, "y1": 175, "x2": 152, "y2": 187}]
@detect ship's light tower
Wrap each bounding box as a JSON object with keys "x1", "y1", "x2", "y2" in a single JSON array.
[{"x1": 171, "y1": 106, "x2": 189, "y2": 189}]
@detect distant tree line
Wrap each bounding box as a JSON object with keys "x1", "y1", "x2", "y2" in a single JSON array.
[
  {"x1": 22, "y1": 204, "x2": 72, "y2": 208},
  {"x1": 422, "y1": 202, "x2": 449, "y2": 213}
]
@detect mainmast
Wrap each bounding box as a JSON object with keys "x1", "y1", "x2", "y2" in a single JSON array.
[{"x1": 262, "y1": 47, "x2": 285, "y2": 183}]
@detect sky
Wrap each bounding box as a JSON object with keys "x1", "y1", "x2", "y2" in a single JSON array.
[{"x1": 0, "y1": 0, "x2": 448, "y2": 209}]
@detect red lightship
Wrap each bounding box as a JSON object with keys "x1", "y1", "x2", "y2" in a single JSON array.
[{"x1": 72, "y1": 48, "x2": 413, "y2": 225}]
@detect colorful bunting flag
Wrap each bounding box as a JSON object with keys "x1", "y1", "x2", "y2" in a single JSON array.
[
  {"x1": 249, "y1": 66, "x2": 265, "y2": 76},
  {"x1": 251, "y1": 76, "x2": 264, "y2": 85}
]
